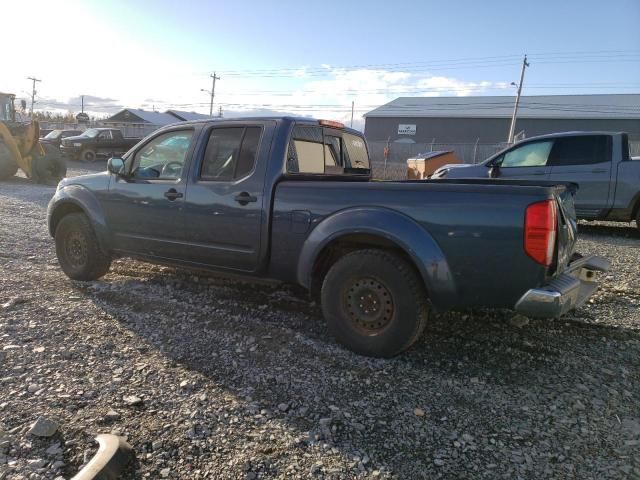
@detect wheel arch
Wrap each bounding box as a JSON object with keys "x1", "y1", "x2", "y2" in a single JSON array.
[
  {"x1": 48, "y1": 186, "x2": 112, "y2": 252},
  {"x1": 297, "y1": 207, "x2": 457, "y2": 308},
  {"x1": 631, "y1": 191, "x2": 640, "y2": 220}
]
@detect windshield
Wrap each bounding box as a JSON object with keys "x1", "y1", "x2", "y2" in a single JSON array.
[
  {"x1": 80, "y1": 128, "x2": 100, "y2": 138},
  {"x1": 44, "y1": 130, "x2": 63, "y2": 140}
]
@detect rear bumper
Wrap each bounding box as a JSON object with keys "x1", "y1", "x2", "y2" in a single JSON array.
[{"x1": 514, "y1": 255, "x2": 610, "y2": 318}]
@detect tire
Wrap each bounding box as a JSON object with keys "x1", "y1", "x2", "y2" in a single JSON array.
[
  {"x1": 0, "y1": 143, "x2": 18, "y2": 180},
  {"x1": 31, "y1": 147, "x2": 67, "y2": 185},
  {"x1": 55, "y1": 213, "x2": 111, "y2": 281},
  {"x1": 320, "y1": 249, "x2": 429, "y2": 357},
  {"x1": 636, "y1": 209, "x2": 640, "y2": 233},
  {"x1": 81, "y1": 149, "x2": 97, "y2": 162}
]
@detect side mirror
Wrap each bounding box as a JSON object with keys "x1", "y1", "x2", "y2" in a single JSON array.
[
  {"x1": 107, "y1": 157, "x2": 126, "y2": 176},
  {"x1": 488, "y1": 164, "x2": 500, "y2": 178}
]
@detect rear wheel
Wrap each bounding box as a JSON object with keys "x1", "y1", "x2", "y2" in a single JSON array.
[
  {"x1": 321, "y1": 249, "x2": 429, "y2": 357},
  {"x1": 55, "y1": 213, "x2": 111, "y2": 281},
  {"x1": 0, "y1": 144, "x2": 18, "y2": 180},
  {"x1": 636, "y1": 209, "x2": 640, "y2": 233}
]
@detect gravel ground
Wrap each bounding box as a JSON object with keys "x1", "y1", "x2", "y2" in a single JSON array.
[{"x1": 1, "y1": 165, "x2": 639, "y2": 479}]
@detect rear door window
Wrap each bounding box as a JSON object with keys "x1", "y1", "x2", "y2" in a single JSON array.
[
  {"x1": 200, "y1": 126, "x2": 262, "y2": 181},
  {"x1": 548, "y1": 135, "x2": 611, "y2": 166}
]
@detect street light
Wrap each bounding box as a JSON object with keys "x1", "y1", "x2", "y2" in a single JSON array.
[
  {"x1": 507, "y1": 55, "x2": 529, "y2": 143},
  {"x1": 201, "y1": 73, "x2": 220, "y2": 117},
  {"x1": 200, "y1": 88, "x2": 213, "y2": 117}
]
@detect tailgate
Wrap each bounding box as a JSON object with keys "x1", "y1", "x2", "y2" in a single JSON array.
[{"x1": 553, "y1": 185, "x2": 578, "y2": 274}]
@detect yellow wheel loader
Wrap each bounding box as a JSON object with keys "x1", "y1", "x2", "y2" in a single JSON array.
[{"x1": 0, "y1": 92, "x2": 66, "y2": 185}]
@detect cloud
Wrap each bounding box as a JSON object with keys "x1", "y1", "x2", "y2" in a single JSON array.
[
  {"x1": 67, "y1": 95, "x2": 118, "y2": 105},
  {"x1": 215, "y1": 67, "x2": 498, "y2": 130},
  {"x1": 222, "y1": 108, "x2": 304, "y2": 119},
  {"x1": 34, "y1": 95, "x2": 122, "y2": 116},
  {"x1": 14, "y1": 61, "x2": 501, "y2": 132}
]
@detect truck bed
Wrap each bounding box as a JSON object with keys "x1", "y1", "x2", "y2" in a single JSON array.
[{"x1": 270, "y1": 178, "x2": 577, "y2": 309}]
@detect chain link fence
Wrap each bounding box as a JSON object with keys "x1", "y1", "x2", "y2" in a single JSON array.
[{"x1": 368, "y1": 140, "x2": 507, "y2": 180}]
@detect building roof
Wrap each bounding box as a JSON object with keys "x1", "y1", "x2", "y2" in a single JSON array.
[
  {"x1": 166, "y1": 110, "x2": 211, "y2": 121},
  {"x1": 364, "y1": 94, "x2": 640, "y2": 120},
  {"x1": 103, "y1": 108, "x2": 177, "y2": 125}
]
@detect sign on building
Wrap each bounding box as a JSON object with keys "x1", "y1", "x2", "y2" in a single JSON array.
[{"x1": 398, "y1": 124, "x2": 416, "y2": 135}]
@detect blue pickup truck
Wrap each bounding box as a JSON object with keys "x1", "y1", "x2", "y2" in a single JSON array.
[
  {"x1": 432, "y1": 132, "x2": 640, "y2": 230},
  {"x1": 47, "y1": 117, "x2": 609, "y2": 357}
]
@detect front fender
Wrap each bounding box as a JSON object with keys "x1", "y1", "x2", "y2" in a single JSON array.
[
  {"x1": 297, "y1": 207, "x2": 456, "y2": 308},
  {"x1": 47, "y1": 185, "x2": 112, "y2": 251}
]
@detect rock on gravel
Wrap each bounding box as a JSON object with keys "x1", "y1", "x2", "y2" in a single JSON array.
[
  {"x1": 122, "y1": 395, "x2": 143, "y2": 406},
  {"x1": 27, "y1": 417, "x2": 59, "y2": 437}
]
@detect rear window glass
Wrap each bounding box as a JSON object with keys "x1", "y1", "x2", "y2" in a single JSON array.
[
  {"x1": 548, "y1": 135, "x2": 611, "y2": 166},
  {"x1": 343, "y1": 133, "x2": 370, "y2": 170},
  {"x1": 287, "y1": 126, "x2": 369, "y2": 174}
]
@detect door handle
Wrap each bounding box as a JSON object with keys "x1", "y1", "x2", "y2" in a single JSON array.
[
  {"x1": 532, "y1": 170, "x2": 546, "y2": 175},
  {"x1": 164, "y1": 188, "x2": 183, "y2": 201},
  {"x1": 234, "y1": 192, "x2": 258, "y2": 205},
  {"x1": 591, "y1": 168, "x2": 607, "y2": 173}
]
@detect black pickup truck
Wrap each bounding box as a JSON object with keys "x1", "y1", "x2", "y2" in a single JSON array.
[
  {"x1": 61, "y1": 128, "x2": 139, "y2": 162},
  {"x1": 47, "y1": 117, "x2": 609, "y2": 357}
]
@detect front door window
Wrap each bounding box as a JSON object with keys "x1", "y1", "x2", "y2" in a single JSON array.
[
  {"x1": 131, "y1": 130, "x2": 194, "y2": 180},
  {"x1": 500, "y1": 140, "x2": 554, "y2": 168}
]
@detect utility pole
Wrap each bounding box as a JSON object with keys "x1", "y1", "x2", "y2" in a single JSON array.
[
  {"x1": 81, "y1": 95, "x2": 84, "y2": 113},
  {"x1": 350, "y1": 101, "x2": 354, "y2": 128},
  {"x1": 209, "y1": 72, "x2": 220, "y2": 117},
  {"x1": 27, "y1": 76, "x2": 41, "y2": 117},
  {"x1": 507, "y1": 55, "x2": 529, "y2": 143},
  {"x1": 218, "y1": 105, "x2": 223, "y2": 118}
]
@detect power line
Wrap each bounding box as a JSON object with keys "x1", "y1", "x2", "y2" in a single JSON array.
[
  {"x1": 212, "y1": 50, "x2": 640, "y2": 78},
  {"x1": 216, "y1": 50, "x2": 640, "y2": 74},
  {"x1": 212, "y1": 83, "x2": 640, "y2": 96}
]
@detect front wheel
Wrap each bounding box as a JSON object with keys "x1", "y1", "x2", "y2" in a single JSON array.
[
  {"x1": 31, "y1": 146, "x2": 67, "y2": 185},
  {"x1": 321, "y1": 249, "x2": 429, "y2": 357},
  {"x1": 55, "y1": 213, "x2": 111, "y2": 281},
  {"x1": 80, "y1": 149, "x2": 97, "y2": 162}
]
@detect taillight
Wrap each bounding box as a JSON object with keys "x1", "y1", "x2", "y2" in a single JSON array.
[{"x1": 524, "y1": 199, "x2": 557, "y2": 266}]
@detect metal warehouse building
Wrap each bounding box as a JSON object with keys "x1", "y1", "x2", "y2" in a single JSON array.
[
  {"x1": 363, "y1": 94, "x2": 640, "y2": 168},
  {"x1": 364, "y1": 94, "x2": 640, "y2": 143}
]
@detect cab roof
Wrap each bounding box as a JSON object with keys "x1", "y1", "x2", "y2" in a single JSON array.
[{"x1": 173, "y1": 116, "x2": 363, "y2": 136}]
